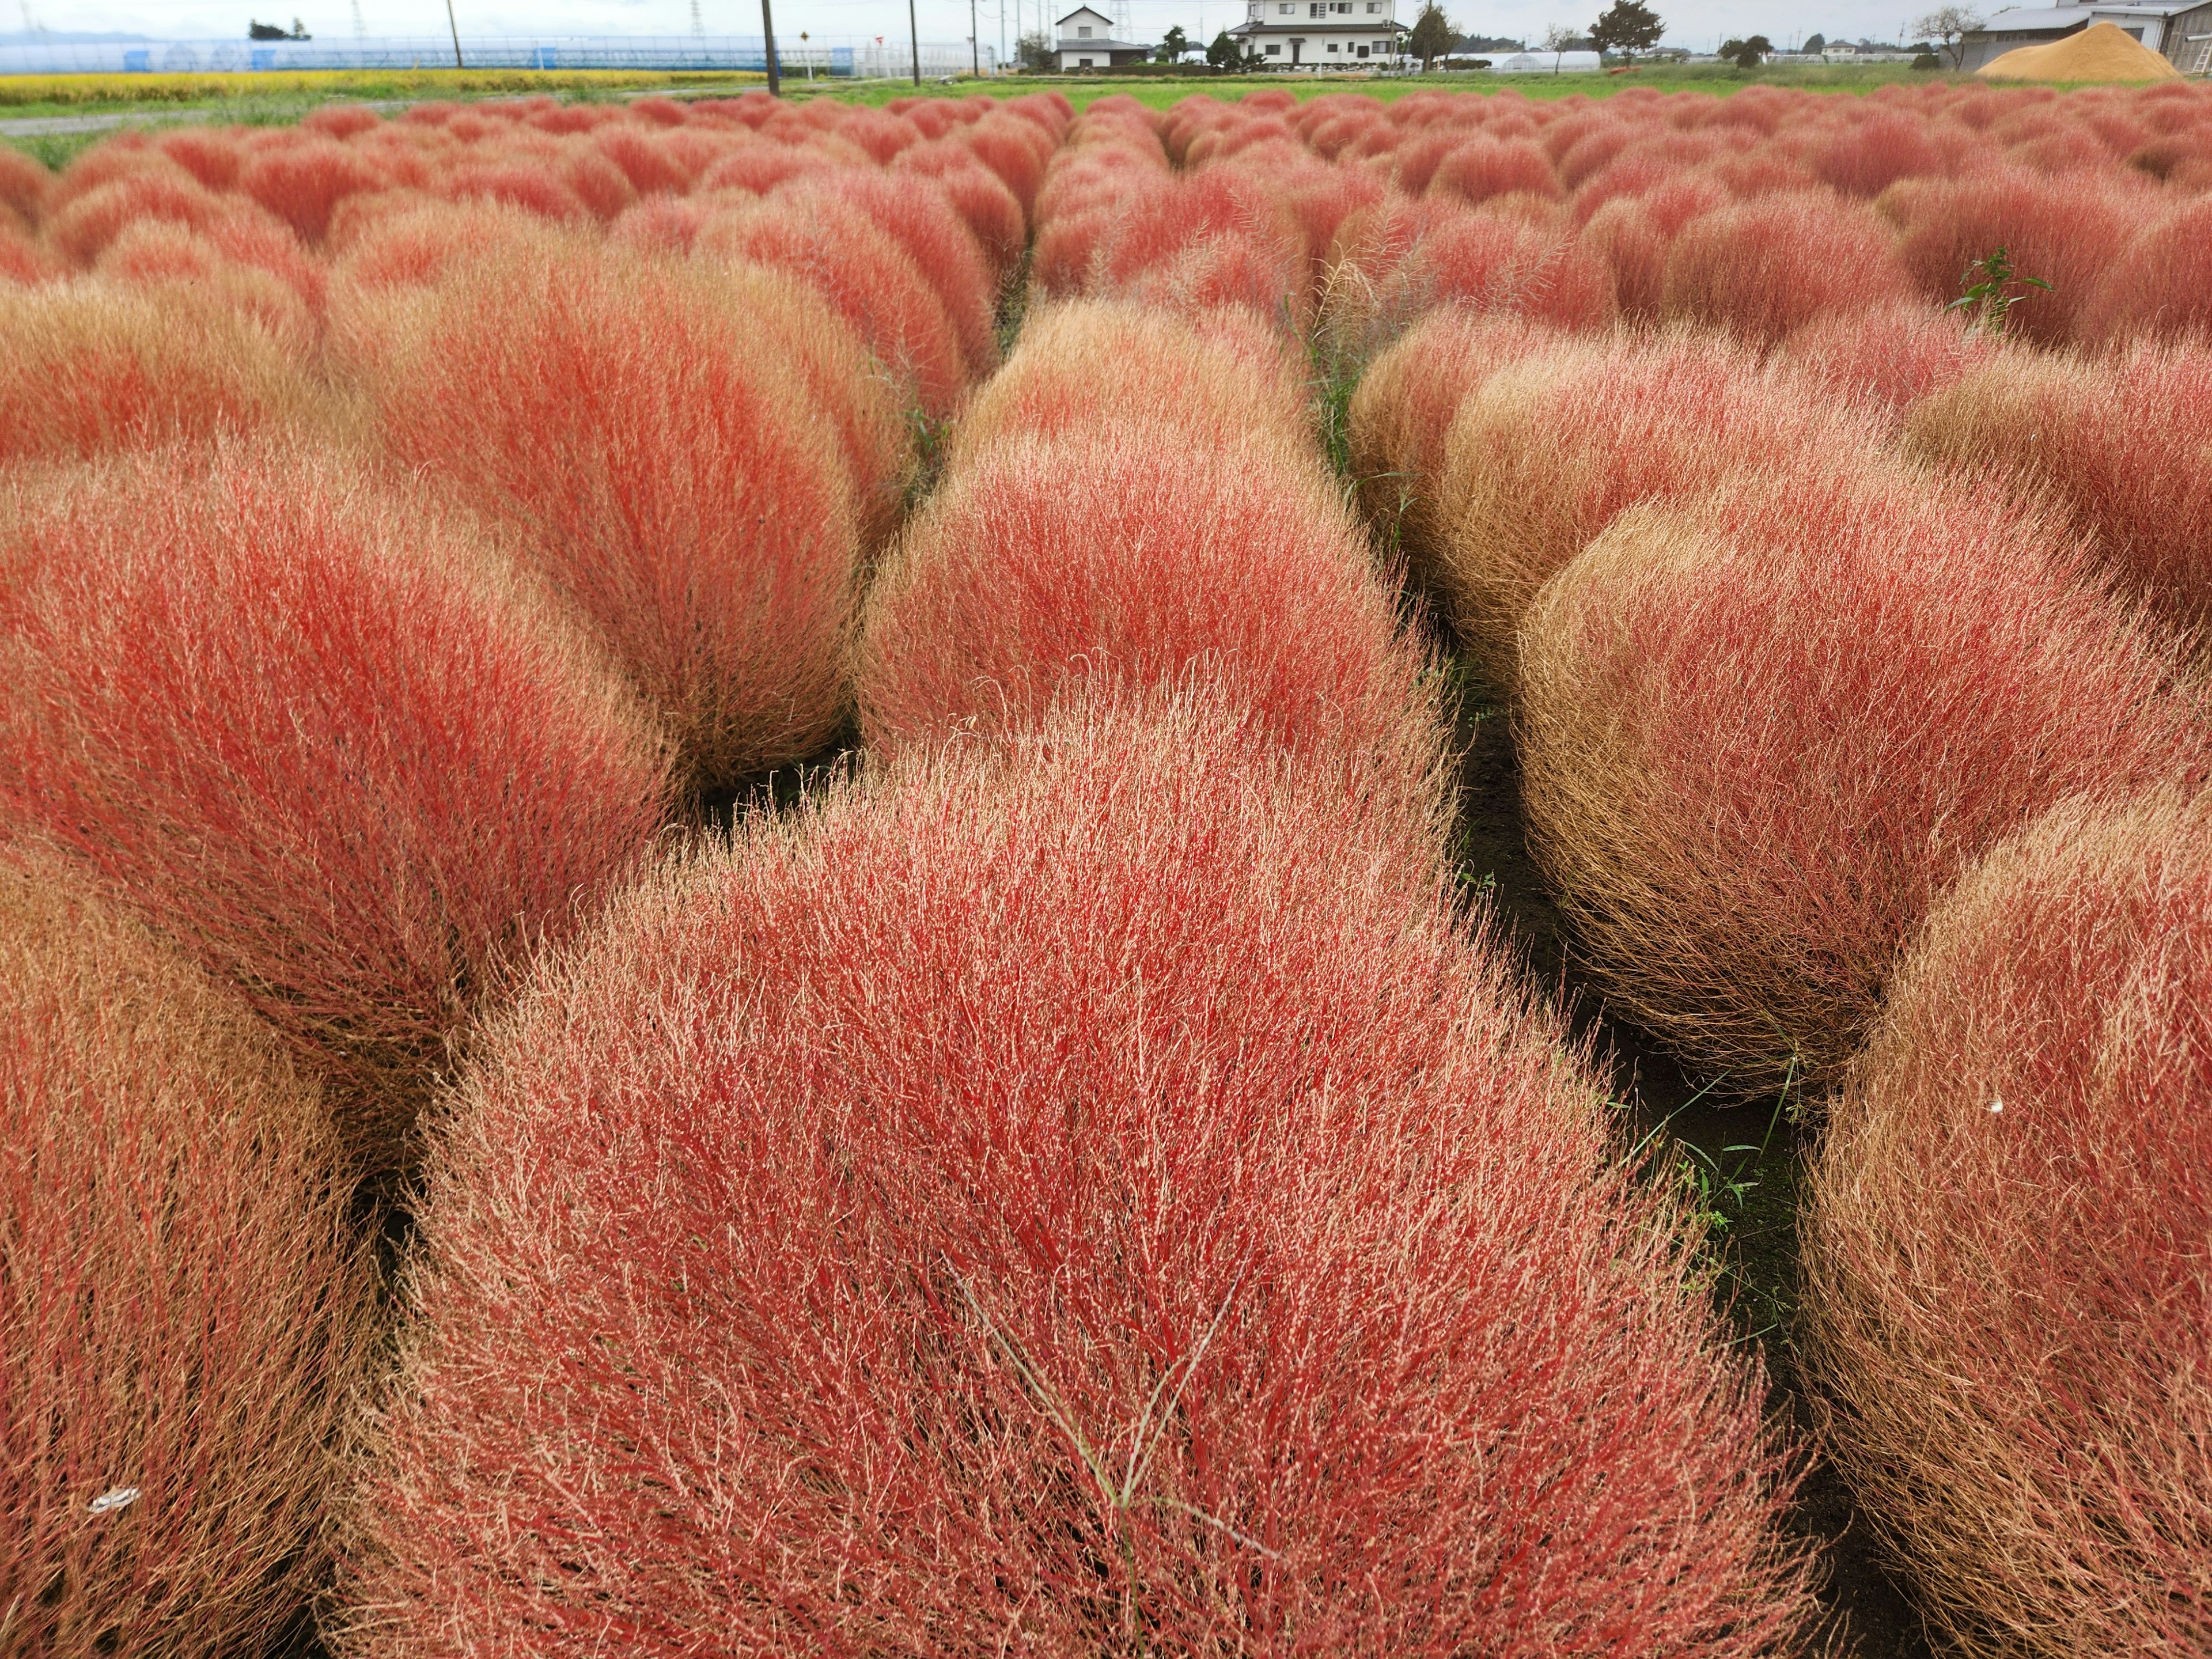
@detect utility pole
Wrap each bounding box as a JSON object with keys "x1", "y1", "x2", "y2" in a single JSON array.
[
  {"x1": 762, "y1": 0, "x2": 781, "y2": 92},
  {"x1": 971, "y1": 0, "x2": 980, "y2": 71},
  {"x1": 445, "y1": 0, "x2": 463, "y2": 66},
  {"x1": 910, "y1": 0, "x2": 922, "y2": 81}
]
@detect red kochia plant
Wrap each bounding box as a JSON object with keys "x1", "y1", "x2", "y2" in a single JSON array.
[
  {"x1": 779, "y1": 169, "x2": 1001, "y2": 380},
  {"x1": 1660, "y1": 190, "x2": 1914, "y2": 346},
  {"x1": 0, "y1": 448, "x2": 670, "y2": 1174},
  {"x1": 339, "y1": 691, "x2": 1812, "y2": 1659},
  {"x1": 1878, "y1": 166, "x2": 2142, "y2": 345},
  {"x1": 0, "y1": 146, "x2": 50, "y2": 230},
  {"x1": 945, "y1": 298, "x2": 1309, "y2": 470},
  {"x1": 694, "y1": 196, "x2": 969, "y2": 422},
  {"x1": 351, "y1": 243, "x2": 860, "y2": 788},
  {"x1": 1514, "y1": 469, "x2": 2209, "y2": 1096},
  {"x1": 2, "y1": 865, "x2": 374, "y2": 1658},
  {"x1": 1321, "y1": 197, "x2": 1613, "y2": 369},
  {"x1": 1775, "y1": 297, "x2": 1998, "y2": 422},
  {"x1": 237, "y1": 132, "x2": 385, "y2": 241},
  {"x1": 0, "y1": 279, "x2": 316, "y2": 464},
  {"x1": 857, "y1": 423, "x2": 1440, "y2": 797},
  {"x1": 1804, "y1": 786, "x2": 2212, "y2": 1658},
  {"x1": 1429, "y1": 329, "x2": 1881, "y2": 684},
  {"x1": 1344, "y1": 307, "x2": 1559, "y2": 574},
  {"x1": 2079, "y1": 194, "x2": 2212, "y2": 345},
  {"x1": 1907, "y1": 340, "x2": 2212, "y2": 641}
]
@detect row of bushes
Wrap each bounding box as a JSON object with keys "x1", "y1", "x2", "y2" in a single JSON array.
[
  {"x1": 1346, "y1": 297, "x2": 2211, "y2": 1653},
  {"x1": 0, "y1": 93, "x2": 1069, "y2": 1657},
  {"x1": 1010, "y1": 81, "x2": 2212, "y2": 357},
  {"x1": 342, "y1": 286, "x2": 1816, "y2": 1648}
]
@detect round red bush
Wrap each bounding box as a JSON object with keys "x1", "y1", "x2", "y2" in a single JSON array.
[
  {"x1": 0, "y1": 447, "x2": 671, "y2": 1173},
  {"x1": 1515, "y1": 469, "x2": 2209, "y2": 1094},
  {"x1": 1, "y1": 865, "x2": 374, "y2": 1658},
  {"x1": 857, "y1": 422, "x2": 1435, "y2": 787},
  {"x1": 1804, "y1": 785, "x2": 2212, "y2": 1657},
  {"x1": 339, "y1": 691, "x2": 1812, "y2": 1658},
  {"x1": 1660, "y1": 190, "x2": 1914, "y2": 346},
  {"x1": 0, "y1": 279, "x2": 316, "y2": 464},
  {"x1": 1907, "y1": 339, "x2": 2212, "y2": 641},
  {"x1": 350, "y1": 241, "x2": 862, "y2": 788}
]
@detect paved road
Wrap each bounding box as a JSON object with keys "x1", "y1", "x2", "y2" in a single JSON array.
[{"x1": 0, "y1": 108, "x2": 218, "y2": 135}]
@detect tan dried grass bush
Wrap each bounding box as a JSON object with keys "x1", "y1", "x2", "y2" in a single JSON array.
[
  {"x1": 1907, "y1": 339, "x2": 2212, "y2": 642},
  {"x1": 1, "y1": 861, "x2": 374, "y2": 1657},
  {"x1": 1430, "y1": 329, "x2": 1884, "y2": 687},
  {"x1": 1514, "y1": 471, "x2": 2207, "y2": 1094},
  {"x1": 1803, "y1": 786, "x2": 2212, "y2": 1657}
]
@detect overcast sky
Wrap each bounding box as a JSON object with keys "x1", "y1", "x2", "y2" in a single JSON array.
[{"x1": 21, "y1": 0, "x2": 1948, "y2": 63}]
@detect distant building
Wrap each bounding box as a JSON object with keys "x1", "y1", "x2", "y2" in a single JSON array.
[
  {"x1": 1229, "y1": 0, "x2": 1407, "y2": 68},
  {"x1": 1958, "y1": 1, "x2": 2212, "y2": 70},
  {"x1": 1054, "y1": 6, "x2": 1150, "y2": 69},
  {"x1": 1482, "y1": 47, "x2": 1601, "y2": 69}
]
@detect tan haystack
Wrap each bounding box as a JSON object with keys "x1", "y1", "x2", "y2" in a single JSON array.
[{"x1": 1977, "y1": 20, "x2": 2183, "y2": 81}]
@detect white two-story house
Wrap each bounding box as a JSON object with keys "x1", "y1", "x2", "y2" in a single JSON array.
[
  {"x1": 1229, "y1": 0, "x2": 1406, "y2": 66},
  {"x1": 1055, "y1": 5, "x2": 1153, "y2": 69}
]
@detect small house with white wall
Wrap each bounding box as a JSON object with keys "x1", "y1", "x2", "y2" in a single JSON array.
[
  {"x1": 1229, "y1": 0, "x2": 1406, "y2": 67},
  {"x1": 1055, "y1": 6, "x2": 1152, "y2": 69}
]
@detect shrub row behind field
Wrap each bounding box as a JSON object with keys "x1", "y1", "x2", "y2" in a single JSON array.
[{"x1": 0, "y1": 88, "x2": 1062, "y2": 1651}]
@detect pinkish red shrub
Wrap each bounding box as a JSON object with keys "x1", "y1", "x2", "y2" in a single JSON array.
[
  {"x1": 339, "y1": 690, "x2": 1812, "y2": 1659},
  {"x1": 1907, "y1": 340, "x2": 2212, "y2": 640},
  {"x1": 0, "y1": 145, "x2": 50, "y2": 226},
  {"x1": 2080, "y1": 194, "x2": 2212, "y2": 345},
  {"x1": 947, "y1": 298, "x2": 1308, "y2": 469},
  {"x1": 1777, "y1": 298, "x2": 1999, "y2": 421},
  {"x1": 780, "y1": 169, "x2": 999, "y2": 380},
  {"x1": 0, "y1": 863, "x2": 374, "y2": 1659},
  {"x1": 1798, "y1": 108, "x2": 1953, "y2": 196},
  {"x1": 0, "y1": 279, "x2": 316, "y2": 463},
  {"x1": 857, "y1": 422, "x2": 1436, "y2": 785},
  {"x1": 1344, "y1": 306, "x2": 1559, "y2": 571},
  {"x1": 1426, "y1": 135, "x2": 1562, "y2": 205},
  {"x1": 237, "y1": 133, "x2": 384, "y2": 241},
  {"x1": 1429, "y1": 329, "x2": 1880, "y2": 683},
  {"x1": 0, "y1": 448, "x2": 669, "y2": 1172},
  {"x1": 1660, "y1": 190, "x2": 1914, "y2": 346},
  {"x1": 1805, "y1": 784, "x2": 2212, "y2": 1657},
  {"x1": 891, "y1": 139, "x2": 1028, "y2": 276},
  {"x1": 695, "y1": 196, "x2": 969, "y2": 421},
  {"x1": 350, "y1": 243, "x2": 862, "y2": 787},
  {"x1": 1880, "y1": 166, "x2": 2145, "y2": 344},
  {"x1": 1516, "y1": 468, "x2": 2209, "y2": 1093},
  {"x1": 1323, "y1": 197, "x2": 1613, "y2": 366}
]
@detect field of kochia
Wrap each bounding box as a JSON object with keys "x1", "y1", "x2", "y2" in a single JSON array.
[{"x1": 0, "y1": 71, "x2": 2207, "y2": 1659}]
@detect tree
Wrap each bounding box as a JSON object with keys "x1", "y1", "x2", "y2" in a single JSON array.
[
  {"x1": 1913, "y1": 4, "x2": 1981, "y2": 67},
  {"x1": 1408, "y1": 1, "x2": 1455, "y2": 68},
  {"x1": 1542, "y1": 21, "x2": 1578, "y2": 70},
  {"x1": 1718, "y1": 31, "x2": 1771, "y2": 66},
  {"x1": 1802, "y1": 29, "x2": 1825, "y2": 50},
  {"x1": 1016, "y1": 27, "x2": 1054, "y2": 69},
  {"x1": 1206, "y1": 26, "x2": 1238, "y2": 65},
  {"x1": 1155, "y1": 23, "x2": 1189, "y2": 60},
  {"x1": 1589, "y1": 0, "x2": 1662, "y2": 56}
]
